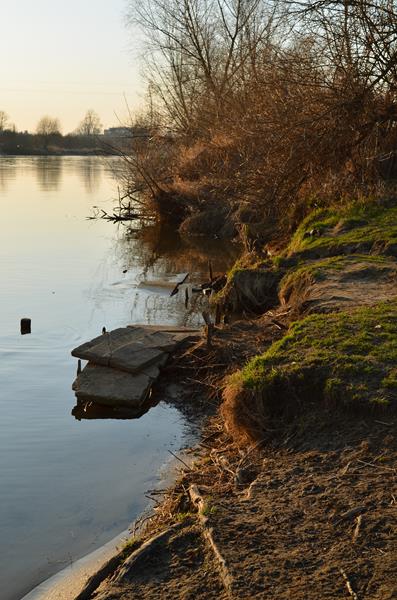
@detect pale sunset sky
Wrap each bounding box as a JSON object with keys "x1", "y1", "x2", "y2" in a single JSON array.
[{"x1": 0, "y1": 0, "x2": 143, "y2": 133}]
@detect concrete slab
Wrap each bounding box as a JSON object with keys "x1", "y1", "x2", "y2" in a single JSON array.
[
  {"x1": 71, "y1": 326, "x2": 198, "y2": 373},
  {"x1": 72, "y1": 360, "x2": 163, "y2": 408},
  {"x1": 127, "y1": 325, "x2": 200, "y2": 346}
]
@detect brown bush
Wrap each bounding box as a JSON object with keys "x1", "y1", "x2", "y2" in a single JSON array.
[{"x1": 120, "y1": 1, "x2": 397, "y2": 241}]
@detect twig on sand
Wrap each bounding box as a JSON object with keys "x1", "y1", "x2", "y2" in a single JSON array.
[
  {"x1": 339, "y1": 567, "x2": 359, "y2": 600},
  {"x1": 357, "y1": 459, "x2": 396, "y2": 473},
  {"x1": 189, "y1": 484, "x2": 234, "y2": 598},
  {"x1": 145, "y1": 494, "x2": 161, "y2": 507},
  {"x1": 168, "y1": 449, "x2": 192, "y2": 471},
  {"x1": 352, "y1": 515, "x2": 362, "y2": 544}
]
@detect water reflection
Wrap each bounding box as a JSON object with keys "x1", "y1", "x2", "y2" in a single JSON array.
[
  {"x1": 2, "y1": 156, "x2": 200, "y2": 600},
  {"x1": 35, "y1": 156, "x2": 63, "y2": 191},
  {"x1": 0, "y1": 155, "x2": 109, "y2": 194},
  {"x1": 0, "y1": 156, "x2": 16, "y2": 192},
  {"x1": 70, "y1": 222, "x2": 240, "y2": 422},
  {"x1": 75, "y1": 156, "x2": 102, "y2": 194},
  {"x1": 72, "y1": 399, "x2": 154, "y2": 420},
  {"x1": 117, "y1": 222, "x2": 240, "y2": 278}
]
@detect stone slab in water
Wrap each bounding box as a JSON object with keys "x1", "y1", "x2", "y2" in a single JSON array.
[
  {"x1": 72, "y1": 360, "x2": 163, "y2": 408},
  {"x1": 127, "y1": 324, "x2": 200, "y2": 344},
  {"x1": 71, "y1": 326, "x2": 197, "y2": 374}
]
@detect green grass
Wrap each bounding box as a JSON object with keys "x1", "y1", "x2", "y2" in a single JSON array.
[
  {"x1": 201, "y1": 503, "x2": 217, "y2": 517},
  {"x1": 236, "y1": 300, "x2": 397, "y2": 415},
  {"x1": 285, "y1": 201, "x2": 397, "y2": 258},
  {"x1": 120, "y1": 536, "x2": 141, "y2": 558},
  {"x1": 278, "y1": 254, "x2": 392, "y2": 300},
  {"x1": 174, "y1": 511, "x2": 194, "y2": 522}
]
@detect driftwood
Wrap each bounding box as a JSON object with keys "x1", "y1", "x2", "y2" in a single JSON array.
[
  {"x1": 192, "y1": 275, "x2": 227, "y2": 296},
  {"x1": 169, "y1": 273, "x2": 189, "y2": 297},
  {"x1": 88, "y1": 206, "x2": 141, "y2": 223},
  {"x1": 189, "y1": 484, "x2": 234, "y2": 598},
  {"x1": 87, "y1": 190, "x2": 152, "y2": 223}
]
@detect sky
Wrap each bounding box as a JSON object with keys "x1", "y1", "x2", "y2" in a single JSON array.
[{"x1": 0, "y1": 0, "x2": 144, "y2": 133}]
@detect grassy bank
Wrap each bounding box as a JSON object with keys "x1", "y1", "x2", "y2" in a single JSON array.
[
  {"x1": 220, "y1": 200, "x2": 397, "y2": 443},
  {"x1": 76, "y1": 193, "x2": 397, "y2": 599}
]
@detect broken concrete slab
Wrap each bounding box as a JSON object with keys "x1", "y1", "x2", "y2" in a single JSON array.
[
  {"x1": 72, "y1": 359, "x2": 163, "y2": 408},
  {"x1": 71, "y1": 326, "x2": 199, "y2": 374},
  {"x1": 127, "y1": 324, "x2": 200, "y2": 346},
  {"x1": 129, "y1": 325, "x2": 199, "y2": 333}
]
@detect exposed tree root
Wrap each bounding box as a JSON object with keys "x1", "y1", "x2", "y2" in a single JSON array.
[
  {"x1": 73, "y1": 540, "x2": 141, "y2": 600},
  {"x1": 189, "y1": 484, "x2": 235, "y2": 598},
  {"x1": 112, "y1": 523, "x2": 184, "y2": 584}
]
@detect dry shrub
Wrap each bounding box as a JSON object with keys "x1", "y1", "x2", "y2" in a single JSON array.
[
  {"x1": 221, "y1": 381, "x2": 264, "y2": 446},
  {"x1": 121, "y1": 1, "x2": 397, "y2": 240},
  {"x1": 279, "y1": 270, "x2": 315, "y2": 308}
]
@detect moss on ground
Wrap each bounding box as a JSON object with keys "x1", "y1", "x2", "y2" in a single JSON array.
[
  {"x1": 231, "y1": 301, "x2": 397, "y2": 425},
  {"x1": 278, "y1": 254, "x2": 393, "y2": 302},
  {"x1": 285, "y1": 201, "x2": 397, "y2": 258}
]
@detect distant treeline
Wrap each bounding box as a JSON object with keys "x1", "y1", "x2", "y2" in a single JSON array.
[{"x1": 0, "y1": 130, "x2": 119, "y2": 156}]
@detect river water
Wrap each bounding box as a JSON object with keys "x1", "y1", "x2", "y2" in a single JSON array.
[{"x1": 0, "y1": 156, "x2": 237, "y2": 600}]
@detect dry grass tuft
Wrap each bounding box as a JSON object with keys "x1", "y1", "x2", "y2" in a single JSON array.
[{"x1": 221, "y1": 381, "x2": 266, "y2": 446}]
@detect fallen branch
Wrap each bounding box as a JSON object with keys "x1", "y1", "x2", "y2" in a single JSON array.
[
  {"x1": 189, "y1": 484, "x2": 234, "y2": 598},
  {"x1": 357, "y1": 459, "x2": 396, "y2": 473},
  {"x1": 339, "y1": 567, "x2": 359, "y2": 600},
  {"x1": 169, "y1": 273, "x2": 189, "y2": 297},
  {"x1": 168, "y1": 449, "x2": 192, "y2": 471}
]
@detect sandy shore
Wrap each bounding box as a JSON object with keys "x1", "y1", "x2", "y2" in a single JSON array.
[{"x1": 21, "y1": 529, "x2": 129, "y2": 600}]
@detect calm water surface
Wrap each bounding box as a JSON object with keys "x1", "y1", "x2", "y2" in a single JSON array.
[{"x1": 0, "y1": 156, "x2": 237, "y2": 600}]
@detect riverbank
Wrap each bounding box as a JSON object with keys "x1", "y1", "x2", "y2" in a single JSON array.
[
  {"x1": 1, "y1": 156, "x2": 224, "y2": 600},
  {"x1": 59, "y1": 198, "x2": 397, "y2": 599}
]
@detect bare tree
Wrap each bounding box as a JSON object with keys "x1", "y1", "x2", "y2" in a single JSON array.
[
  {"x1": 128, "y1": 0, "x2": 280, "y2": 133},
  {"x1": 122, "y1": 0, "x2": 397, "y2": 237},
  {"x1": 36, "y1": 116, "x2": 61, "y2": 136},
  {"x1": 76, "y1": 110, "x2": 102, "y2": 136}
]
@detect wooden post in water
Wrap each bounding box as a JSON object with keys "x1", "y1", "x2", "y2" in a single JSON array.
[
  {"x1": 202, "y1": 311, "x2": 214, "y2": 348},
  {"x1": 208, "y1": 260, "x2": 213, "y2": 283},
  {"x1": 20, "y1": 318, "x2": 31, "y2": 335}
]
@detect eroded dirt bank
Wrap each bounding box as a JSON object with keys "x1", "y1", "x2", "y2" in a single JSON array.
[{"x1": 74, "y1": 201, "x2": 397, "y2": 600}]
